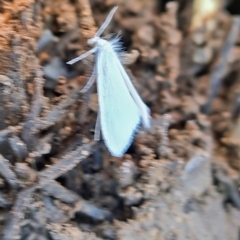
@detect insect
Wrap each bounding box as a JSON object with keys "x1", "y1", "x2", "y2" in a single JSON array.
[{"x1": 67, "y1": 6, "x2": 151, "y2": 157}]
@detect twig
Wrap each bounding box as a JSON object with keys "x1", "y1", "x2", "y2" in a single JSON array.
[
  {"x1": 35, "y1": 90, "x2": 82, "y2": 131},
  {"x1": 2, "y1": 186, "x2": 36, "y2": 240},
  {"x1": 41, "y1": 180, "x2": 80, "y2": 204},
  {"x1": 158, "y1": 114, "x2": 171, "y2": 157},
  {"x1": 3, "y1": 140, "x2": 95, "y2": 239},
  {"x1": 0, "y1": 194, "x2": 11, "y2": 209},
  {"x1": 21, "y1": 65, "x2": 45, "y2": 150},
  {"x1": 2, "y1": 1, "x2": 96, "y2": 239},
  {"x1": 203, "y1": 17, "x2": 240, "y2": 114},
  {"x1": 8, "y1": 136, "x2": 28, "y2": 162},
  {"x1": 29, "y1": 67, "x2": 45, "y2": 119},
  {"x1": 0, "y1": 154, "x2": 19, "y2": 189},
  {"x1": 0, "y1": 129, "x2": 13, "y2": 141},
  {"x1": 38, "y1": 141, "x2": 95, "y2": 185}
]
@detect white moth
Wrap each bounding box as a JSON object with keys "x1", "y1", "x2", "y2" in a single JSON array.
[{"x1": 67, "y1": 6, "x2": 151, "y2": 157}]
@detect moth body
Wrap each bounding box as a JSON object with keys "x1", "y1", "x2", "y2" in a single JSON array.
[{"x1": 67, "y1": 6, "x2": 151, "y2": 157}]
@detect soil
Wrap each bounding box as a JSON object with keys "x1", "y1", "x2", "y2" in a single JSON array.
[{"x1": 0, "y1": 0, "x2": 240, "y2": 239}]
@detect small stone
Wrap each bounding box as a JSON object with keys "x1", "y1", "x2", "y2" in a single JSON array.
[
  {"x1": 185, "y1": 120, "x2": 199, "y2": 131},
  {"x1": 182, "y1": 154, "x2": 211, "y2": 197},
  {"x1": 121, "y1": 187, "x2": 144, "y2": 207},
  {"x1": 118, "y1": 160, "x2": 138, "y2": 188},
  {"x1": 81, "y1": 150, "x2": 89, "y2": 157},
  {"x1": 133, "y1": 25, "x2": 155, "y2": 46},
  {"x1": 74, "y1": 200, "x2": 113, "y2": 223}
]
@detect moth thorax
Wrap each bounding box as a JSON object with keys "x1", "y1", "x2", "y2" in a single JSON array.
[
  {"x1": 96, "y1": 38, "x2": 108, "y2": 47},
  {"x1": 88, "y1": 36, "x2": 99, "y2": 45}
]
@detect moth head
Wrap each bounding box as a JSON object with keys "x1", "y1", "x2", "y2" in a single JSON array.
[{"x1": 87, "y1": 36, "x2": 99, "y2": 45}]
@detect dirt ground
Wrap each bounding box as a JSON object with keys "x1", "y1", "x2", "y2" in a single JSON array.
[{"x1": 0, "y1": 0, "x2": 240, "y2": 239}]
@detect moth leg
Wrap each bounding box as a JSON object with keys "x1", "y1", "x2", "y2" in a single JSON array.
[
  {"x1": 94, "y1": 111, "x2": 101, "y2": 141},
  {"x1": 66, "y1": 47, "x2": 97, "y2": 65},
  {"x1": 80, "y1": 67, "x2": 96, "y2": 93}
]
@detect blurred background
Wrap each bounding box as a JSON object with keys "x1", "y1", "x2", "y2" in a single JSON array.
[{"x1": 1, "y1": 0, "x2": 240, "y2": 239}]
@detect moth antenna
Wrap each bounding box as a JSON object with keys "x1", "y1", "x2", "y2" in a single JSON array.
[{"x1": 95, "y1": 6, "x2": 118, "y2": 37}]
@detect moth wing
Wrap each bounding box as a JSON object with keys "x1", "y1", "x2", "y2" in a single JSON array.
[
  {"x1": 97, "y1": 43, "x2": 141, "y2": 157},
  {"x1": 117, "y1": 60, "x2": 151, "y2": 129},
  {"x1": 110, "y1": 36, "x2": 151, "y2": 129}
]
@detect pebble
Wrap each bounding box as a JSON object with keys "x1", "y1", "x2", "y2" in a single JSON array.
[{"x1": 74, "y1": 200, "x2": 113, "y2": 223}]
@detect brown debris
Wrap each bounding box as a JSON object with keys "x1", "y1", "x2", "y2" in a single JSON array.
[
  {"x1": 156, "y1": 2, "x2": 182, "y2": 83},
  {"x1": 76, "y1": 0, "x2": 97, "y2": 39},
  {"x1": 47, "y1": 223, "x2": 101, "y2": 240},
  {"x1": 1, "y1": 0, "x2": 240, "y2": 239}
]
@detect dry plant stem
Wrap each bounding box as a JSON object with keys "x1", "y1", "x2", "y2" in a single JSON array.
[
  {"x1": 0, "y1": 129, "x2": 13, "y2": 141},
  {"x1": 22, "y1": 66, "x2": 45, "y2": 149},
  {"x1": 2, "y1": 186, "x2": 36, "y2": 240},
  {"x1": 204, "y1": 17, "x2": 240, "y2": 114},
  {"x1": 0, "y1": 154, "x2": 19, "y2": 189},
  {"x1": 38, "y1": 142, "x2": 94, "y2": 185},
  {"x1": 2, "y1": 1, "x2": 96, "y2": 239},
  {"x1": 36, "y1": 90, "x2": 82, "y2": 131},
  {"x1": 158, "y1": 114, "x2": 171, "y2": 156},
  {"x1": 41, "y1": 180, "x2": 80, "y2": 204},
  {"x1": 28, "y1": 68, "x2": 45, "y2": 119},
  {"x1": 38, "y1": 141, "x2": 95, "y2": 185},
  {"x1": 3, "y1": 141, "x2": 94, "y2": 240},
  {"x1": 0, "y1": 1, "x2": 34, "y2": 127},
  {"x1": 214, "y1": 168, "x2": 240, "y2": 209}
]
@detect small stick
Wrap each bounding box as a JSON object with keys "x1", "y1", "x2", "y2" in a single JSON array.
[
  {"x1": 3, "y1": 141, "x2": 95, "y2": 239},
  {"x1": 204, "y1": 17, "x2": 240, "y2": 114},
  {"x1": 21, "y1": 65, "x2": 45, "y2": 150},
  {"x1": 158, "y1": 114, "x2": 171, "y2": 156},
  {"x1": 35, "y1": 90, "x2": 82, "y2": 131},
  {"x1": 2, "y1": 186, "x2": 36, "y2": 240},
  {"x1": 38, "y1": 141, "x2": 94, "y2": 185},
  {"x1": 0, "y1": 154, "x2": 19, "y2": 189}
]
